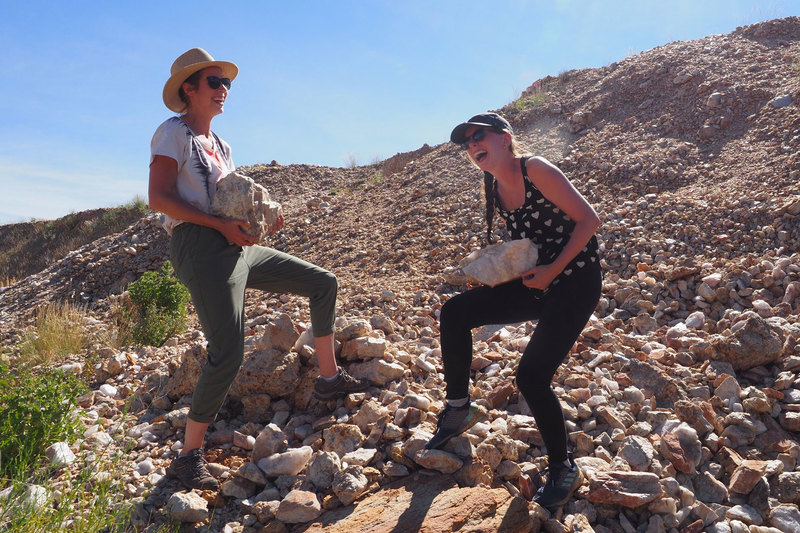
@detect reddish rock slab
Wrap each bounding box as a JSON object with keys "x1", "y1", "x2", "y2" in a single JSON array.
[
  {"x1": 292, "y1": 472, "x2": 530, "y2": 533},
  {"x1": 587, "y1": 471, "x2": 665, "y2": 508}
]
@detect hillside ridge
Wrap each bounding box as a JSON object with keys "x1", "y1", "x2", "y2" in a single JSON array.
[{"x1": 1, "y1": 17, "x2": 799, "y2": 532}]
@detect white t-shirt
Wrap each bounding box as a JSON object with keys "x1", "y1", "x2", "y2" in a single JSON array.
[{"x1": 150, "y1": 117, "x2": 235, "y2": 234}]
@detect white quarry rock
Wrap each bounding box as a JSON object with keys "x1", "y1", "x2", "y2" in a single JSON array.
[
  {"x1": 257, "y1": 446, "x2": 313, "y2": 477},
  {"x1": 98, "y1": 384, "x2": 118, "y2": 398},
  {"x1": 45, "y1": 442, "x2": 76, "y2": 468},
  {"x1": 4, "y1": 484, "x2": 50, "y2": 511},
  {"x1": 236, "y1": 461, "x2": 268, "y2": 485},
  {"x1": 252, "y1": 423, "x2": 289, "y2": 463},
  {"x1": 459, "y1": 239, "x2": 539, "y2": 287},
  {"x1": 210, "y1": 171, "x2": 283, "y2": 243},
  {"x1": 167, "y1": 491, "x2": 209, "y2": 523},
  {"x1": 307, "y1": 451, "x2": 342, "y2": 490},
  {"x1": 342, "y1": 447, "x2": 379, "y2": 467},
  {"x1": 348, "y1": 358, "x2": 405, "y2": 385},
  {"x1": 332, "y1": 466, "x2": 369, "y2": 506},
  {"x1": 276, "y1": 489, "x2": 322, "y2": 523}
]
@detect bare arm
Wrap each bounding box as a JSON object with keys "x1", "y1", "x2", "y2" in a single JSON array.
[
  {"x1": 521, "y1": 156, "x2": 600, "y2": 289},
  {"x1": 148, "y1": 155, "x2": 256, "y2": 246}
]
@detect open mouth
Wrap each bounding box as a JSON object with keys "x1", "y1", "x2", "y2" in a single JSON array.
[{"x1": 474, "y1": 150, "x2": 488, "y2": 163}]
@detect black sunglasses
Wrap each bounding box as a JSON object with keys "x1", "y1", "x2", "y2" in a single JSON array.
[
  {"x1": 460, "y1": 128, "x2": 488, "y2": 150},
  {"x1": 206, "y1": 76, "x2": 232, "y2": 90}
]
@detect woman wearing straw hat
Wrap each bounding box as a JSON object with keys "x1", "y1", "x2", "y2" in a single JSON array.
[
  {"x1": 425, "y1": 112, "x2": 602, "y2": 509},
  {"x1": 149, "y1": 48, "x2": 369, "y2": 490}
]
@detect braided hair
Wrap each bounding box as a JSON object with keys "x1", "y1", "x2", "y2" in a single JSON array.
[
  {"x1": 483, "y1": 171, "x2": 496, "y2": 244},
  {"x1": 481, "y1": 135, "x2": 523, "y2": 245}
]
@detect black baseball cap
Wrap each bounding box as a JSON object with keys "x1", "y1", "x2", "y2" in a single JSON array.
[{"x1": 450, "y1": 112, "x2": 513, "y2": 144}]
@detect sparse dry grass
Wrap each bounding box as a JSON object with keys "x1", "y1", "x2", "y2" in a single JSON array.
[
  {"x1": 513, "y1": 70, "x2": 572, "y2": 111},
  {"x1": 514, "y1": 88, "x2": 550, "y2": 110},
  {"x1": 18, "y1": 301, "x2": 88, "y2": 366}
]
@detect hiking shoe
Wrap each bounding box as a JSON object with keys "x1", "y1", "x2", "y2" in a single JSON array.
[
  {"x1": 425, "y1": 401, "x2": 487, "y2": 450},
  {"x1": 167, "y1": 449, "x2": 219, "y2": 491},
  {"x1": 313, "y1": 368, "x2": 370, "y2": 400},
  {"x1": 531, "y1": 453, "x2": 583, "y2": 508}
]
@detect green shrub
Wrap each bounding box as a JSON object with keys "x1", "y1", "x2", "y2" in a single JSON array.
[
  {"x1": 0, "y1": 364, "x2": 87, "y2": 480},
  {"x1": 126, "y1": 261, "x2": 190, "y2": 347}
]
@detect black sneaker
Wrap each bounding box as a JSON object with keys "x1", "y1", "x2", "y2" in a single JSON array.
[
  {"x1": 167, "y1": 449, "x2": 219, "y2": 491},
  {"x1": 424, "y1": 401, "x2": 487, "y2": 450},
  {"x1": 313, "y1": 368, "x2": 370, "y2": 400},
  {"x1": 531, "y1": 453, "x2": 583, "y2": 508}
]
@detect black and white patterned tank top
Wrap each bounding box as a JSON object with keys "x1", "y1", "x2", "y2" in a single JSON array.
[{"x1": 495, "y1": 157, "x2": 600, "y2": 288}]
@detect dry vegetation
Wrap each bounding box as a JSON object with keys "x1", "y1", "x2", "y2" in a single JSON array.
[{"x1": 0, "y1": 200, "x2": 148, "y2": 286}]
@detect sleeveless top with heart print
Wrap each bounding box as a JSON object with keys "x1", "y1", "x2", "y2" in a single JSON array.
[{"x1": 495, "y1": 156, "x2": 600, "y2": 289}]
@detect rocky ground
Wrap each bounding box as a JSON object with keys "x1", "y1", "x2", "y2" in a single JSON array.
[{"x1": 1, "y1": 16, "x2": 800, "y2": 533}]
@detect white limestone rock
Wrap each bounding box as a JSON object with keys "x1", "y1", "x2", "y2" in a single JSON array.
[
  {"x1": 210, "y1": 171, "x2": 282, "y2": 243},
  {"x1": 257, "y1": 445, "x2": 313, "y2": 477},
  {"x1": 459, "y1": 239, "x2": 539, "y2": 287},
  {"x1": 167, "y1": 491, "x2": 209, "y2": 523}
]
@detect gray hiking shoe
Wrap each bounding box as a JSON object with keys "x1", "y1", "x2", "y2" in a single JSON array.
[
  {"x1": 425, "y1": 401, "x2": 487, "y2": 450},
  {"x1": 313, "y1": 368, "x2": 370, "y2": 400},
  {"x1": 167, "y1": 449, "x2": 219, "y2": 491},
  {"x1": 531, "y1": 452, "x2": 583, "y2": 508}
]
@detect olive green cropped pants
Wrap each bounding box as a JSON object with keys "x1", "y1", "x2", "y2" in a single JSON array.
[{"x1": 170, "y1": 222, "x2": 337, "y2": 423}]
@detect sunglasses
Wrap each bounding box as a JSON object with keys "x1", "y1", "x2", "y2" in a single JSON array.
[
  {"x1": 206, "y1": 76, "x2": 232, "y2": 90},
  {"x1": 460, "y1": 128, "x2": 488, "y2": 150}
]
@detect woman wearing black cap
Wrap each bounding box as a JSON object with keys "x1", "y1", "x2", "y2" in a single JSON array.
[
  {"x1": 426, "y1": 112, "x2": 602, "y2": 509},
  {"x1": 148, "y1": 48, "x2": 369, "y2": 490}
]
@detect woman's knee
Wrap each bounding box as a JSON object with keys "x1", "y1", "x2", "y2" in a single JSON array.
[
  {"x1": 323, "y1": 271, "x2": 338, "y2": 294},
  {"x1": 311, "y1": 270, "x2": 337, "y2": 300},
  {"x1": 440, "y1": 296, "x2": 470, "y2": 329},
  {"x1": 517, "y1": 357, "x2": 556, "y2": 391}
]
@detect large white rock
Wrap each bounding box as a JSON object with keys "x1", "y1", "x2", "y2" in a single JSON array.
[
  {"x1": 459, "y1": 239, "x2": 539, "y2": 287},
  {"x1": 257, "y1": 445, "x2": 313, "y2": 477},
  {"x1": 166, "y1": 491, "x2": 209, "y2": 523},
  {"x1": 210, "y1": 171, "x2": 282, "y2": 243}
]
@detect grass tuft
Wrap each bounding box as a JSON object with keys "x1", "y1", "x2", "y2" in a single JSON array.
[{"x1": 18, "y1": 302, "x2": 88, "y2": 366}]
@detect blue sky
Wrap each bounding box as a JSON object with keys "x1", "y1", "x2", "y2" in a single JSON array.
[{"x1": 0, "y1": 0, "x2": 795, "y2": 224}]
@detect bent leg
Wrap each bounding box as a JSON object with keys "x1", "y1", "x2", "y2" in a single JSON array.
[
  {"x1": 243, "y1": 245, "x2": 338, "y2": 337},
  {"x1": 170, "y1": 224, "x2": 249, "y2": 425},
  {"x1": 440, "y1": 280, "x2": 545, "y2": 399},
  {"x1": 516, "y1": 267, "x2": 601, "y2": 462}
]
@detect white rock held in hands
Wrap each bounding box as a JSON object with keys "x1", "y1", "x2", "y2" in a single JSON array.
[
  {"x1": 459, "y1": 239, "x2": 539, "y2": 287},
  {"x1": 210, "y1": 171, "x2": 283, "y2": 243}
]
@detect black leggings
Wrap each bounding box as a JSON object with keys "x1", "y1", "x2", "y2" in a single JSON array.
[{"x1": 439, "y1": 264, "x2": 601, "y2": 462}]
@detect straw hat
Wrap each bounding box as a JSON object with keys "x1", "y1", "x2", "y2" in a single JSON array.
[{"x1": 162, "y1": 48, "x2": 238, "y2": 113}]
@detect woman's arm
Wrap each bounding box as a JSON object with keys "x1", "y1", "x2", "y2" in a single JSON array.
[
  {"x1": 520, "y1": 156, "x2": 600, "y2": 290},
  {"x1": 148, "y1": 155, "x2": 256, "y2": 246}
]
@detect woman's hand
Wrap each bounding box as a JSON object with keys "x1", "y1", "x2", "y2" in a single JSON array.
[
  {"x1": 216, "y1": 218, "x2": 256, "y2": 247},
  {"x1": 521, "y1": 263, "x2": 558, "y2": 290},
  {"x1": 270, "y1": 214, "x2": 285, "y2": 235}
]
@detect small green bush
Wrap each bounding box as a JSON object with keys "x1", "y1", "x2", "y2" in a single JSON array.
[
  {"x1": 0, "y1": 364, "x2": 87, "y2": 480},
  {"x1": 126, "y1": 261, "x2": 190, "y2": 347}
]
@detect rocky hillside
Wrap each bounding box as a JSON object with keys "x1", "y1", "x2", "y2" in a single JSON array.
[
  {"x1": 1, "y1": 17, "x2": 799, "y2": 533},
  {"x1": 0, "y1": 203, "x2": 148, "y2": 287}
]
